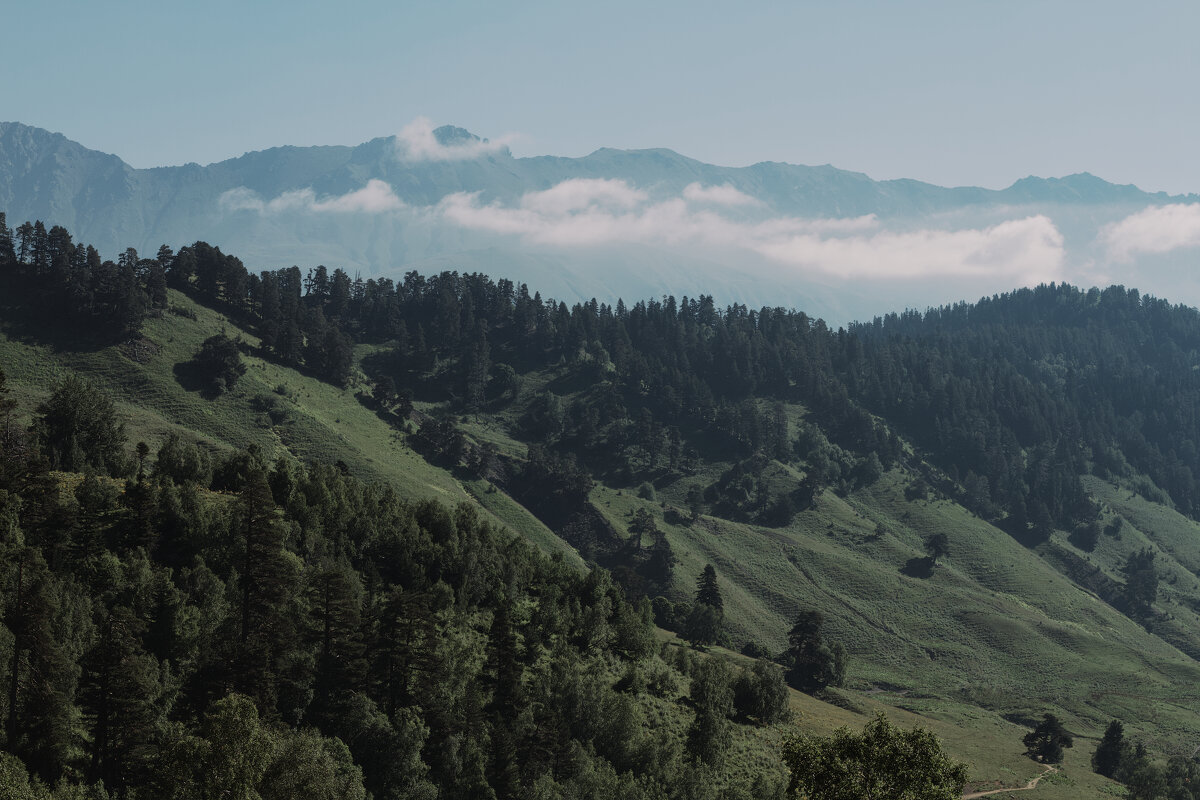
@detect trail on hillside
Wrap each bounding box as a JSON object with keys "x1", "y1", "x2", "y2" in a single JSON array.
[{"x1": 962, "y1": 765, "x2": 1057, "y2": 799}]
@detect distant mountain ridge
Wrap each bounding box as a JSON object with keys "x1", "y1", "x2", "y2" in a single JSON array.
[{"x1": 2, "y1": 120, "x2": 1197, "y2": 321}]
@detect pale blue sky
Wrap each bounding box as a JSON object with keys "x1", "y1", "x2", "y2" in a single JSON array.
[{"x1": 4, "y1": 0, "x2": 1198, "y2": 193}]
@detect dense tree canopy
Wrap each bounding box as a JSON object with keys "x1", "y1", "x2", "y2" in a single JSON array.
[
  {"x1": 11, "y1": 212, "x2": 1200, "y2": 797},
  {"x1": 0, "y1": 371, "x2": 791, "y2": 799},
  {"x1": 782, "y1": 712, "x2": 968, "y2": 800}
]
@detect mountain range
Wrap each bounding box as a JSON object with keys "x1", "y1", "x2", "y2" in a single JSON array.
[{"x1": 3, "y1": 120, "x2": 1198, "y2": 322}]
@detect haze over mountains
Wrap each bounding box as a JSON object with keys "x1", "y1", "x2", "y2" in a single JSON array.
[{"x1": 3, "y1": 118, "x2": 1199, "y2": 322}]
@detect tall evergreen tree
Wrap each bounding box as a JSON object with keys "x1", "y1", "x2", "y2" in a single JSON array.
[
  {"x1": 695, "y1": 563, "x2": 723, "y2": 611},
  {"x1": 783, "y1": 610, "x2": 847, "y2": 693},
  {"x1": 3, "y1": 547, "x2": 79, "y2": 783},
  {"x1": 0, "y1": 212, "x2": 15, "y2": 269},
  {"x1": 79, "y1": 605, "x2": 161, "y2": 791},
  {"x1": 235, "y1": 467, "x2": 301, "y2": 713},
  {"x1": 1092, "y1": 719, "x2": 1124, "y2": 778}
]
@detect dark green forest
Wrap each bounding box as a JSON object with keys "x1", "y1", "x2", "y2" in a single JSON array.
[
  {"x1": 6, "y1": 212, "x2": 1200, "y2": 798},
  {"x1": 0, "y1": 216, "x2": 802, "y2": 798}
]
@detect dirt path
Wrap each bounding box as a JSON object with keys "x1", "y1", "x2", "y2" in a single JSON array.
[{"x1": 962, "y1": 765, "x2": 1057, "y2": 799}]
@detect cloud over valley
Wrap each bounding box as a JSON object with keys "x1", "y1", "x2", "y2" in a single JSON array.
[{"x1": 220, "y1": 175, "x2": 1071, "y2": 287}]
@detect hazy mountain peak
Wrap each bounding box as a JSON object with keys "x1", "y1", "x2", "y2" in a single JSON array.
[{"x1": 432, "y1": 125, "x2": 481, "y2": 146}]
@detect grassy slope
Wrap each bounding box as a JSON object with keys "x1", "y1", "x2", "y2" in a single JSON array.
[
  {"x1": 0, "y1": 290, "x2": 579, "y2": 567},
  {"x1": 442, "y1": 374, "x2": 1200, "y2": 786},
  {"x1": 584, "y1": 416, "x2": 1200, "y2": 761},
  {"x1": 0, "y1": 292, "x2": 1189, "y2": 792}
]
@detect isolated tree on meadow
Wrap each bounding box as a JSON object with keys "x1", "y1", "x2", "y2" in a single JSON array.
[
  {"x1": 924, "y1": 532, "x2": 949, "y2": 565},
  {"x1": 696, "y1": 564, "x2": 723, "y2": 612},
  {"x1": 683, "y1": 564, "x2": 726, "y2": 647},
  {"x1": 1092, "y1": 719, "x2": 1124, "y2": 778},
  {"x1": 192, "y1": 332, "x2": 246, "y2": 395},
  {"x1": 783, "y1": 610, "x2": 847, "y2": 693},
  {"x1": 1023, "y1": 713, "x2": 1073, "y2": 763},
  {"x1": 1122, "y1": 548, "x2": 1158, "y2": 616}
]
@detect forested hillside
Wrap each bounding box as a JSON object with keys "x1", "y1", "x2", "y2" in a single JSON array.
[
  {"x1": 5, "y1": 211, "x2": 1200, "y2": 797},
  {"x1": 0, "y1": 215, "x2": 799, "y2": 798}
]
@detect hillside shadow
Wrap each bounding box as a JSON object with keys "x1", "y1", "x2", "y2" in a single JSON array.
[
  {"x1": 172, "y1": 360, "x2": 222, "y2": 399},
  {"x1": 0, "y1": 305, "x2": 118, "y2": 354},
  {"x1": 900, "y1": 556, "x2": 935, "y2": 579}
]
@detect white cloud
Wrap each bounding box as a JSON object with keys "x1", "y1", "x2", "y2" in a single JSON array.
[
  {"x1": 682, "y1": 182, "x2": 761, "y2": 207},
  {"x1": 394, "y1": 116, "x2": 515, "y2": 162},
  {"x1": 1101, "y1": 203, "x2": 1200, "y2": 261},
  {"x1": 435, "y1": 179, "x2": 1063, "y2": 282},
  {"x1": 219, "y1": 179, "x2": 404, "y2": 215},
  {"x1": 753, "y1": 216, "x2": 1064, "y2": 282},
  {"x1": 218, "y1": 186, "x2": 267, "y2": 213},
  {"x1": 219, "y1": 174, "x2": 1064, "y2": 285},
  {"x1": 521, "y1": 178, "x2": 647, "y2": 214}
]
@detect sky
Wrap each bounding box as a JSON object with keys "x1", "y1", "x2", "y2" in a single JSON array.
[{"x1": 4, "y1": 0, "x2": 1199, "y2": 193}]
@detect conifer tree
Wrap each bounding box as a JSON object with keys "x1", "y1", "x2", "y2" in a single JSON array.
[
  {"x1": 695, "y1": 564, "x2": 723, "y2": 611},
  {"x1": 0, "y1": 212, "x2": 15, "y2": 269},
  {"x1": 1092, "y1": 719, "x2": 1124, "y2": 778},
  {"x1": 3, "y1": 547, "x2": 79, "y2": 783},
  {"x1": 79, "y1": 605, "x2": 161, "y2": 791},
  {"x1": 235, "y1": 467, "x2": 301, "y2": 712}
]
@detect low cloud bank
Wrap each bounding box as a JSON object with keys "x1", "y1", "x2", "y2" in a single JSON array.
[
  {"x1": 1102, "y1": 203, "x2": 1200, "y2": 261},
  {"x1": 438, "y1": 179, "x2": 1064, "y2": 282},
  {"x1": 682, "y1": 182, "x2": 761, "y2": 207},
  {"x1": 219, "y1": 179, "x2": 404, "y2": 214},
  {"x1": 219, "y1": 176, "x2": 1066, "y2": 284}
]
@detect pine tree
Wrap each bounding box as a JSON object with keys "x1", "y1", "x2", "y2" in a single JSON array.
[
  {"x1": 145, "y1": 259, "x2": 169, "y2": 310},
  {"x1": 784, "y1": 610, "x2": 847, "y2": 693},
  {"x1": 79, "y1": 605, "x2": 161, "y2": 791},
  {"x1": 0, "y1": 212, "x2": 15, "y2": 269},
  {"x1": 3, "y1": 547, "x2": 80, "y2": 782},
  {"x1": 235, "y1": 467, "x2": 301, "y2": 712},
  {"x1": 1092, "y1": 719, "x2": 1124, "y2": 778},
  {"x1": 306, "y1": 560, "x2": 366, "y2": 726},
  {"x1": 695, "y1": 564, "x2": 723, "y2": 611}
]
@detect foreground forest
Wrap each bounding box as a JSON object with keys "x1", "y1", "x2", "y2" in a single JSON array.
[{"x1": 5, "y1": 213, "x2": 1200, "y2": 797}]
